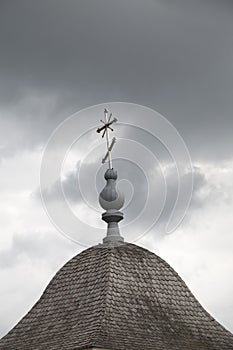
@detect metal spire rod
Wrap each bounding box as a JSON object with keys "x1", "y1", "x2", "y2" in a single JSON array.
[
  {"x1": 102, "y1": 137, "x2": 116, "y2": 164},
  {"x1": 97, "y1": 109, "x2": 117, "y2": 169},
  {"x1": 104, "y1": 109, "x2": 112, "y2": 169}
]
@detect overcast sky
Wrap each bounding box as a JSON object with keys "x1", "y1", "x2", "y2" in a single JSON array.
[{"x1": 0, "y1": 0, "x2": 233, "y2": 338}]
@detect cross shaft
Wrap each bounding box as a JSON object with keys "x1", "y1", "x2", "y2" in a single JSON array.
[{"x1": 97, "y1": 109, "x2": 117, "y2": 169}]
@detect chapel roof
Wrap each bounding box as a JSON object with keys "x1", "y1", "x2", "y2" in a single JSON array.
[{"x1": 1, "y1": 241, "x2": 233, "y2": 350}]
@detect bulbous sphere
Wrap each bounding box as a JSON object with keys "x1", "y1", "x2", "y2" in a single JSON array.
[
  {"x1": 99, "y1": 168, "x2": 125, "y2": 210},
  {"x1": 104, "y1": 168, "x2": 117, "y2": 180},
  {"x1": 99, "y1": 190, "x2": 125, "y2": 210}
]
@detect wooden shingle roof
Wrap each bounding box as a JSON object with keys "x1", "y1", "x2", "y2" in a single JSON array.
[{"x1": 0, "y1": 242, "x2": 233, "y2": 350}]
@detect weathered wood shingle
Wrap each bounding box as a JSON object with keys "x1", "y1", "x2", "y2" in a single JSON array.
[{"x1": 0, "y1": 242, "x2": 233, "y2": 350}]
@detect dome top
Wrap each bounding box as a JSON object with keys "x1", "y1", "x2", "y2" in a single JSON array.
[
  {"x1": 104, "y1": 168, "x2": 117, "y2": 180},
  {"x1": 1, "y1": 242, "x2": 233, "y2": 350}
]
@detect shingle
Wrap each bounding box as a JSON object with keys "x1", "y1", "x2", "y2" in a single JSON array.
[{"x1": 0, "y1": 242, "x2": 233, "y2": 350}]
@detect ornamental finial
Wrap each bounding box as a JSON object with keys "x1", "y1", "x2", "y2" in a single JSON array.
[{"x1": 96, "y1": 109, "x2": 124, "y2": 243}]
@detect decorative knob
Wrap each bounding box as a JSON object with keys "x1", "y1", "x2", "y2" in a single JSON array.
[{"x1": 99, "y1": 169, "x2": 125, "y2": 211}]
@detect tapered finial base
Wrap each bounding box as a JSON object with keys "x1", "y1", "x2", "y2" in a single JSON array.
[
  {"x1": 102, "y1": 210, "x2": 124, "y2": 243},
  {"x1": 99, "y1": 168, "x2": 125, "y2": 243}
]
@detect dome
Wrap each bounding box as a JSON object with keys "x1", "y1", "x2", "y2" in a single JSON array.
[{"x1": 0, "y1": 242, "x2": 233, "y2": 350}]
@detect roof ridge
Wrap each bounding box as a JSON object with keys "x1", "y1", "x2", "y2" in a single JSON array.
[{"x1": 93, "y1": 246, "x2": 113, "y2": 346}]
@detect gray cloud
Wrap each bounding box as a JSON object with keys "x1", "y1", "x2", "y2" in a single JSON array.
[
  {"x1": 0, "y1": 230, "x2": 78, "y2": 270},
  {"x1": 37, "y1": 156, "x2": 207, "y2": 236},
  {"x1": 0, "y1": 0, "x2": 232, "y2": 161}
]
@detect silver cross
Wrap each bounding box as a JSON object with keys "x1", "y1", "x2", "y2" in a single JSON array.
[{"x1": 97, "y1": 109, "x2": 117, "y2": 169}]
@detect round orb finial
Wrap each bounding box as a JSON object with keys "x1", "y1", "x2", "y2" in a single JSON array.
[
  {"x1": 104, "y1": 168, "x2": 117, "y2": 180},
  {"x1": 99, "y1": 169, "x2": 125, "y2": 211}
]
